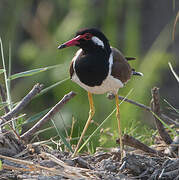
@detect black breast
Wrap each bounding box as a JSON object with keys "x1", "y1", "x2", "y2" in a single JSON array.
[{"x1": 74, "y1": 51, "x2": 109, "y2": 87}]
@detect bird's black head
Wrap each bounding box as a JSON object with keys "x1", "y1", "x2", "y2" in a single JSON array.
[{"x1": 58, "y1": 28, "x2": 111, "y2": 54}]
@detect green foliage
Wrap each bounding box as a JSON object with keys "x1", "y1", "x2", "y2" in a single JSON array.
[
  {"x1": 0, "y1": 160, "x2": 2, "y2": 170},
  {"x1": 23, "y1": 108, "x2": 50, "y2": 126},
  {"x1": 51, "y1": 119, "x2": 73, "y2": 153},
  {"x1": 0, "y1": 38, "x2": 13, "y2": 127},
  {"x1": 9, "y1": 65, "x2": 62, "y2": 80},
  {"x1": 0, "y1": 69, "x2": 5, "y2": 74},
  {"x1": 99, "y1": 122, "x2": 156, "y2": 148},
  {"x1": 15, "y1": 114, "x2": 26, "y2": 134},
  {"x1": 19, "y1": 41, "x2": 39, "y2": 64},
  {"x1": 35, "y1": 77, "x2": 70, "y2": 98},
  {"x1": 0, "y1": 102, "x2": 8, "y2": 110}
]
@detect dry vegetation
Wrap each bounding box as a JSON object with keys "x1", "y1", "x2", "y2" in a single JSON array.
[{"x1": 0, "y1": 83, "x2": 178, "y2": 179}]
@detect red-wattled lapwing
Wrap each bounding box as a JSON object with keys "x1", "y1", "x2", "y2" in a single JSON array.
[{"x1": 58, "y1": 28, "x2": 143, "y2": 158}]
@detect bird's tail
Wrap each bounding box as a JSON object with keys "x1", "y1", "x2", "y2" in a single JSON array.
[{"x1": 132, "y1": 68, "x2": 143, "y2": 76}]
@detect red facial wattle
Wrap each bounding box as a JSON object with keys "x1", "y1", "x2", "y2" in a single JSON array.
[{"x1": 58, "y1": 33, "x2": 93, "y2": 49}]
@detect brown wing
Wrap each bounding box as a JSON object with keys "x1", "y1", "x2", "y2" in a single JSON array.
[
  {"x1": 69, "y1": 61, "x2": 74, "y2": 79},
  {"x1": 69, "y1": 49, "x2": 84, "y2": 79},
  {"x1": 111, "y1": 47, "x2": 132, "y2": 83}
]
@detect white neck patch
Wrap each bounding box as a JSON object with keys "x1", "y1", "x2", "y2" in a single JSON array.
[{"x1": 91, "y1": 36, "x2": 104, "y2": 48}]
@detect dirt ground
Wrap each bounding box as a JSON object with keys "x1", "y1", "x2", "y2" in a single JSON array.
[
  {"x1": 0, "y1": 88, "x2": 178, "y2": 179},
  {"x1": 0, "y1": 139, "x2": 179, "y2": 180}
]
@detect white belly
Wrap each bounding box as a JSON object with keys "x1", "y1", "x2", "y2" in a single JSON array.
[{"x1": 72, "y1": 73, "x2": 123, "y2": 94}]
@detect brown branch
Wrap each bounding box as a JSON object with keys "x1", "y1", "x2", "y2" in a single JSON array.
[
  {"x1": 107, "y1": 93, "x2": 151, "y2": 111},
  {"x1": 117, "y1": 134, "x2": 164, "y2": 156},
  {"x1": 0, "y1": 154, "x2": 72, "y2": 177},
  {"x1": 107, "y1": 93, "x2": 179, "y2": 128},
  {"x1": 151, "y1": 87, "x2": 172, "y2": 145},
  {"x1": 118, "y1": 95, "x2": 151, "y2": 111},
  {"x1": 1, "y1": 83, "x2": 43, "y2": 124},
  {"x1": 21, "y1": 91, "x2": 76, "y2": 141},
  {"x1": 0, "y1": 84, "x2": 9, "y2": 113}
]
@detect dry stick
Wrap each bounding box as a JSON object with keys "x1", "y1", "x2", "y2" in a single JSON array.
[
  {"x1": 107, "y1": 94, "x2": 179, "y2": 127},
  {"x1": 118, "y1": 95, "x2": 151, "y2": 111},
  {"x1": 21, "y1": 91, "x2": 76, "y2": 141},
  {"x1": 41, "y1": 152, "x2": 97, "y2": 179},
  {"x1": 0, "y1": 154, "x2": 74, "y2": 178},
  {"x1": 107, "y1": 93, "x2": 151, "y2": 111},
  {"x1": 0, "y1": 84, "x2": 43, "y2": 140},
  {"x1": 0, "y1": 84, "x2": 9, "y2": 113},
  {"x1": 1, "y1": 83, "x2": 43, "y2": 123},
  {"x1": 117, "y1": 134, "x2": 164, "y2": 156},
  {"x1": 151, "y1": 87, "x2": 172, "y2": 145}
]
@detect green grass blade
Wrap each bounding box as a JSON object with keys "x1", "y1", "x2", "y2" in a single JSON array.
[
  {"x1": 0, "y1": 37, "x2": 14, "y2": 127},
  {"x1": 8, "y1": 42, "x2": 12, "y2": 78},
  {"x1": 35, "y1": 77, "x2": 70, "y2": 98},
  {"x1": 0, "y1": 102, "x2": 8, "y2": 106},
  {"x1": 0, "y1": 69, "x2": 5, "y2": 74},
  {"x1": 163, "y1": 99, "x2": 179, "y2": 114},
  {"x1": 33, "y1": 126, "x2": 54, "y2": 136},
  {"x1": 9, "y1": 64, "x2": 62, "y2": 80},
  {"x1": 8, "y1": 43, "x2": 12, "y2": 110},
  {"x1": 51, "y1": 119, "x2": 73, "y2": 153},
  {"x1": 0, "y1": 160, "x2": 2, "y2": 170},
  {"x1": 0, "y1": 38, "x2": 9, "y2": 99},
  {"x1": 78, "y1": 88, "x2": 134, "y2": 153},
  {"x1": 7, "y1": 42, "x2": 13, "y2": 120},
  {"x1": 24, "y1": 108, "x2": 51, "y2": 124},
  {"x1": 168, "y1": 62, "x2": 179, "y2": 83},
  {"x1": 0, "y1": 102, "x2": 8, "y2": 110}
]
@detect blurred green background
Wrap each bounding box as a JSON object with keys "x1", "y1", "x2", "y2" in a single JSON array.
[{"x1": 0, "y1": 0, "x2": 179, "y2": 150}]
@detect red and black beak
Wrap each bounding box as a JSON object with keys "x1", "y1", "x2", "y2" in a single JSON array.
[{"x1": 58, "y1": 36, "x2": 81, "y2": 49}]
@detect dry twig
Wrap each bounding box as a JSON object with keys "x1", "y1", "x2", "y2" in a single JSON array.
[
  {"x1": 108, "y1": 93, "x2": 179, "y2": 127},
  {"x1": 117, "y1": 134, "x2": 164, "y2": 156},
  {"x1": 0, "y1": 154, "x2": 76, "y2": 178},
  {"x1": 151, "y1": 87, "x2": 172, "y2": 145},
  {"x1": 21, "y1": 91, "x2": 76, "y2": 141},
  {"x1": 1, "y1": 83, "x2": 43, "y2": 123},
  {"x1": 41, "y1": 152, "x2": 96, "y2": 179},
  {"x1": 107, "y1": 93, "x2": 151, "y2": 111}
]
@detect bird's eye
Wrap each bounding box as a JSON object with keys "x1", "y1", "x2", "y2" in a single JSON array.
[{"x1": 83, "y1": 33, "x2": 92, "y2": 40}]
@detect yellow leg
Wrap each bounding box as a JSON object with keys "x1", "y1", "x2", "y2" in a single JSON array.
[
  {"x1": 115, "y1": 94, "x2": 123, "y2": 159},
  {"x1": 72, "y1": 92, "x2": 95, "y2": 157}
]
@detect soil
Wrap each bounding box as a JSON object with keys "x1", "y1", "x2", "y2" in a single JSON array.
[
  {"x1": 0, "y1": 87, "x2": 178, "y2": 179},
  {"x1": 0, "y1": 133, "x2": 179, "y2": 180}
]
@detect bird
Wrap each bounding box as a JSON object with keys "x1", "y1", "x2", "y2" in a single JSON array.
[{"x1": 58, "y1": 28, "x2": 143, "y2": 158}]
